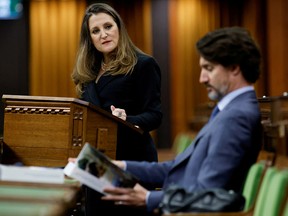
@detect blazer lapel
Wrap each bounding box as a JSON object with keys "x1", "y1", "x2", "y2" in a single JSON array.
[
  {"x1": 172, "y1": 123, "x2": 210, "y2": 167},
  {"x1": 82, "y1": 81, "x2": 101, "y2": 106},
  {"x1": 96, "y1": 75, "x2": 119, "y2": 92}
]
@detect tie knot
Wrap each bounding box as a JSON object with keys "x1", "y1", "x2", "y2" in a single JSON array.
[{"x1": 210, "y1": 106, "x2": 219, "y2": 121}]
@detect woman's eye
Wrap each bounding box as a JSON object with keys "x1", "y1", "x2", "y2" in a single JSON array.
[
  {"x1": 92, "y1": 29, "x2": 99, "y2": 34},
  {"x1": 105, "y1": 25, "x2": 112, "y2": 30}
]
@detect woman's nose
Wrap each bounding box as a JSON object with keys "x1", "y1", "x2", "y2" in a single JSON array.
[{"x1": 100, "y1": 30, "x2": 107, "y2": 38}]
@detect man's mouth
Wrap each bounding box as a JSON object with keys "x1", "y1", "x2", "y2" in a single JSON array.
[{"x1": 206, "y1": 86, "x2": 213, "y2": 92}]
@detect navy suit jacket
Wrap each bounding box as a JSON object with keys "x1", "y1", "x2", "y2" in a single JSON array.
[
  {"x1": 125, "y1": 90, "x2": 262, "y2": 212},
  {"x1": 81, "y1": 53, "x2": 162, "y2": 162}
]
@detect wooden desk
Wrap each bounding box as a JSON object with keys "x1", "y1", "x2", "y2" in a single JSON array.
[
  {"x1": 0, "y1": 180, "x2": 82, "y2": 216},
  {"x1": 0, "y1": 200, "x2": 67, "y2": 216}
]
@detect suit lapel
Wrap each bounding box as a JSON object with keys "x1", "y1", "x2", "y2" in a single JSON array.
[
  {"x1": 172, "y1": 123, "x2": 210, "y2": 167},
  {"x1": 96, "y1": 75, "x2": 118, "y2": 92},
  {"x1": 82, "y1": 82, "x2": 101, "y2": 106},
  {"x1": 82, "y1": 76, "x2": 119, "y2": 106}
]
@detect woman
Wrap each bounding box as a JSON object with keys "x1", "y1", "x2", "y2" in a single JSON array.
[{"x1": 72, "y1": 3, "x2": 162, "y2": 162}]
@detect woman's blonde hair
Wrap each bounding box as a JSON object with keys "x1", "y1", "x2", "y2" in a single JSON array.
[{"x1": 72, "y1": 3, "x2": 144, "y2": 96}]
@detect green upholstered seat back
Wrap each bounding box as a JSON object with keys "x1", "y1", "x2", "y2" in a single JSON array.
[
  {"x1": 260, "y1": 170, "x2": 288, "y2": 216},
  {"x1": 242, "y1": 162, "x2": 265, "y2": 211},
  {"x1": 283, "y1": 199, "x2": 288, "y2": 216},
  {"x1": 253, "y1": 167, "x2": 277, "y2": 216},
  {"x1": 173, "y1": 133, "x2": 194, "y2": 155}
]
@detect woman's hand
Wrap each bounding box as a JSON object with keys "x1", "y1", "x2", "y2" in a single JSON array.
[
  {"x1": 101, "y1": 183, "x2": 148, "y2": 207},
  {"x1": 111, "y1": 105, "x2": 127, "y2": 121}
]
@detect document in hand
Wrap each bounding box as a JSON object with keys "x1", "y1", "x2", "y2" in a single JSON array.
[
  {"x1": 63, "y1": 143, "x2": 138, "y2": 194},
  {"x1": 0, "y1": 164, "x2": 64, "y2": 184}
]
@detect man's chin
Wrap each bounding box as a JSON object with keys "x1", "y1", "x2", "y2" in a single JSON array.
[{"x1": 208, "y1": 93, "x2": 219, "y2": 101}]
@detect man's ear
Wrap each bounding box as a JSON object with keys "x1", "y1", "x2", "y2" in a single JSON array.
[{"x1": 230, "y1": 65, "x2": 241, "y2": 76}]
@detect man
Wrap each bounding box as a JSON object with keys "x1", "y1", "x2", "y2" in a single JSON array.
[{"x1": 100, "y1": 26, "x2": 263, "y2": 214}]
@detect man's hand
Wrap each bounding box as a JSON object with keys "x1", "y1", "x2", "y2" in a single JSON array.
[
  {"x1": 101, "y1": 183, "x2": 148, "y2": 207},
  {"x1": 111, "y1": 160, "x2": 125, "y2": 169},
  {"x1": 68, "y1": 158, "x2": 77, "y2": 163}
]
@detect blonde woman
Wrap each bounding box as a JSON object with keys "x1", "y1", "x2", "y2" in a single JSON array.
[{"x1": 72, "y1": 3, "x2": 162, "y2": 162}]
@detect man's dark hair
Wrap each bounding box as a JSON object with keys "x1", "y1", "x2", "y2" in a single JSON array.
[{"x1": 196, "y1": 27, "x2": 261, "y2": 83}]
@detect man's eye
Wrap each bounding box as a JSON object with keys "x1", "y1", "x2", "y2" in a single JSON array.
[
  {"x1": 204, "y1": 66, "x2": 213, "y2": 71},
  {"x1": 207, "y1": 67, "x2": 213, "y2": 71}
]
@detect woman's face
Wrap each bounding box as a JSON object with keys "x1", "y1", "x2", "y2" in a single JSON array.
[{"x1": 88, "y1": 12, "x2": 119, "y2": 57}]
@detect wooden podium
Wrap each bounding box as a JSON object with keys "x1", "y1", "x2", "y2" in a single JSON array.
[{"x1": 1, "y1": 94, "x2": 142, "y2": 167}]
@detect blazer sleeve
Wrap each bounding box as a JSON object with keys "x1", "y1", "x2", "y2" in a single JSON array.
[
  {"x1": 126, "y1": 55, "x2": 162, "y2": 132},
  {"x1": 126, "y1": 160, "x2": 173, "y2": 212},
  {"x1": 147, "y1": 190, "x2": 165, "y2": 212}
]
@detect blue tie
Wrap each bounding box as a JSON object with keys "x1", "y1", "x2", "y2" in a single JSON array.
[{"x1": 209, "y1": 105, "x2": 220, "y2": 121}]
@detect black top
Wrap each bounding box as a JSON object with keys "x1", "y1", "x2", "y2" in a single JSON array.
[{"x1": 81, "y1": 53, "x2": 162, "y2": 162}]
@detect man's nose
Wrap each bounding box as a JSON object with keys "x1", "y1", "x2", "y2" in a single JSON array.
[{"x1": 199, "y1": 71, "x2": 208, "y2": 83}]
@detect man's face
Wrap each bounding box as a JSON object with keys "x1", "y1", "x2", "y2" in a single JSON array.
[{"x1": 199, "y1": 57, "x2": 232, "y2": 101}]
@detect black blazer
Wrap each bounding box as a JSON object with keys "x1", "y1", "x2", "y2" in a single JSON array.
[{"x1": 81, "y1": 53, "x2": 162, "y2": 162}]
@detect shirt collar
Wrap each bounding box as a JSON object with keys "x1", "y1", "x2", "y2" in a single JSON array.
[{"x1": 217, "y1": 86, "x2": 254, "y2": 111}]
